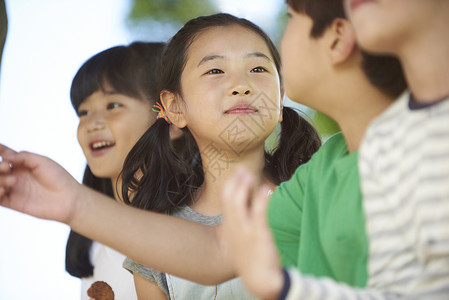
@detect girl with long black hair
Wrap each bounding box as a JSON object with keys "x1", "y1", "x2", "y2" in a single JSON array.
[
  {"x1": 65, "y1": 41, "x2": 166, "y2": 299},
  {"x1": 119, "y1": 13, "x2": 321, "y2": 299}
]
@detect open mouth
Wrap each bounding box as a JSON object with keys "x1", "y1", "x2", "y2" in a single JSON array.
[{"x1": 90, "y1": 140, "x2": 115, "y2": 151}]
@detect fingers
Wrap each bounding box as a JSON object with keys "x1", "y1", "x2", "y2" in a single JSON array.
[
  {"x1": 0, "y1": 161, "x2": 15, "y2": 189},
  {"x1": 252, "y1": 185, "x2": 272, "y2": 227},
  {"x1": 0, "y1": 160, "x2": 11, "y2": 173},
  {"x1": 222, "y1": 167, "x2": 272, "y2": 225},
  {"x1": 0, "y1": 144, "x2": 17, "y2": 159},
  {"x1": 0, "y1": 150, "x2": 41, "y2": 173},
  {"x1": 223, "y1": 166, "x2": 254, "y2": 223},
  {"x1": 0, "y1": 175, "x2": 16, "y2": 186},
  {"x1": 0, "y1": 175, "x2": 16, "y2": 206},
  {"x1": 0, "y1": 144, "x2": 22, "y2": 168},
  {"x1": 223, "y1": 166, "x2": 251, "y2": 201}
]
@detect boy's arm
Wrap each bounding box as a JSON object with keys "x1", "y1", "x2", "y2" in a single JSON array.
[
  {"x1": 222, "y1": 167, "x2": 284, "y2": 299},
  {"x1": 281, "y1": 269, "x2": 400, "y2": 300},
  {"x1": 222, "y1": 168, "x2": 401, "y2": 300},
  {"x1": 0, "y1": 144, "x2": 234, "y2": 284}
]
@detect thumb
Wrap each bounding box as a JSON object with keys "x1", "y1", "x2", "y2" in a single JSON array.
[{"x1": 252, "y1": 185, "x2": 272, "y2": 226}]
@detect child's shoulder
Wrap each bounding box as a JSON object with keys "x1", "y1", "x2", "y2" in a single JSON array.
[
  {"x1": 316, "y1": 132, "x2": 348, "y2": 157},
  {"x1": 173, "y1": 206, "x2": 222, "y2": 226},
  {"x1": 363, "y1": 90, "x2": 409, "y2": 138},
  {"x1": 376, "y1": 90, "x2": 409, "y2": 122},
  {"x1": 290, "y1": 131, "x2": 349, "y2": 176},
  {"x1": 322, "y1": 132, "x2": 345, "y2": 147}
]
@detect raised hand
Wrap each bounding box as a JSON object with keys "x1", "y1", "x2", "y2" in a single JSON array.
[
  {"x1": 0, "y1": 144, "x2": 81, "y2": 224},
  {"x1": 221, "y1": 167, "x2": 284, "y2": 300}
]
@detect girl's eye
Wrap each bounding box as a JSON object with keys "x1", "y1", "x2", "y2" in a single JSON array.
[
  {"x1": 251, "y1": 67, "x2": 267, "y2": 73},
  {"x1": 77, "y1": 110, "x2": 88, "y2": 117},
  {"x1": 205, "y1": 69, "x2": 224, "y2": 75},
  {"x1": 286, "y1": 12, "x2": 292, "y2": 19},
  {"x1": 107, "y1": 102, "x2": 122, "y2": 110}
]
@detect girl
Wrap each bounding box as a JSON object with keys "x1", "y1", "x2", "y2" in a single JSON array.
[
  {"x1": 65, "y1": 42, "x2": 165, "y2": 300},
  {"x1": 120, "y1": 13, "x2": 320, "y2": 299},
  {"x1": 0, "y1": 12, "x2": 320, "y2": 297}
]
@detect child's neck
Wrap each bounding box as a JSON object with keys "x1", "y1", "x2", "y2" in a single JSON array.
[
  {"x1": 190, "y1": 147, "x2": 269, "y2": 216},
  {"x1": 399, "y1": 14, "x2": 449, "y2": 102},
  {"x1": 342, "y1": 93, "x2": 392, "y2": 152},
  {"x1": 325, "y1": 66, "x2": 395, "y2": 153}
]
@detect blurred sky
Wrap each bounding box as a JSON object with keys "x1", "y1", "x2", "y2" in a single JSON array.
[{"x1": 0, "y1": 0, "x2": 287, "y2": 299}]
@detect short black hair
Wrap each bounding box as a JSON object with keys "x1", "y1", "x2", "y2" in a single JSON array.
[{"x1": 286, "y1": 0, "x2": 406, "y2": 97}]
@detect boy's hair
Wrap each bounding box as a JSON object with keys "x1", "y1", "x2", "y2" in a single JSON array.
[
  {"x1": 66, "y1": 42, "x2": 165, "y2": 278},
  {"x1": 121, "y1": 13, "x2": 321, "y2": 212},
  {"x1": 287, "y1": 0, "x2": 407, "y2": 98}
]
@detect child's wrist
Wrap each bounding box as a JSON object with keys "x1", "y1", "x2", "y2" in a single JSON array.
[
  {"x1": 263, "y1": 268, "x2": 285, "y2": 300},
  {"x1": 67, "y1": 183, "x2": 89, "y2": 227},
  {"x1": 274, "y1": 269, "x2": 290, "y2": 300}
]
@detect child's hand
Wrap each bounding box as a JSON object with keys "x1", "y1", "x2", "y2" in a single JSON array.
[
  {"x1": 0, "y1": 144, "x2": 81, "y2": 224},
  {"x1": 222, "y1": 167, "x2": 284, "y2": 300}
]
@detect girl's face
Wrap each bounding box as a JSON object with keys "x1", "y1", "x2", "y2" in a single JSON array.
[
  {"x1": 177, "y1": 24, "x2": 282, "y2": 154},
  {"x1": 344, "y1": 0, "x2": 439, "y2": 54},
  {"x1": 77, "y1": 84, "x2": 153, "y2": 180}
]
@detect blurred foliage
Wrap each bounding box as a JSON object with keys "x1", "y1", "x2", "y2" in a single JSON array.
[
  {"x1": 273, "y1": 4, "x2": 288, "y2": 45},
  {"x1": 265, "y1": 111, "x2": 340, "y2": 152},
  {"x1": 0, "y1": 0, "x2": 7, "y2": 72},
  {"x1": 265, "y1": 122, "x2": 281, "y2": 153},
  {"x1": 312, "y1": 111, "x2": 340, "y2": 139},
  {"x1": 128, "y1": 0, "x2": 219, "y2": 25}
]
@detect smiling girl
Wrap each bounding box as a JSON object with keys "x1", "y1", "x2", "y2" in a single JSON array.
[{"x1": 65, "y1": 42, "x2": 165, "y2": 300}]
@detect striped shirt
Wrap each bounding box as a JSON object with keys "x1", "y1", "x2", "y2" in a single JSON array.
[
  {"x1": 280, "y1": 91, "x2": 449, "y2": 299},
  {"x1": 360, "y1": 91, "x2": 449, "y2": 298}
]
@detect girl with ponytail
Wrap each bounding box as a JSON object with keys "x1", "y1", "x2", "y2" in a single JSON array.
[
  {"x1": 120, "y1": 13, "x2": 321, "y2": 299},
  {"x1": 65, "y1": 42, "x2": 167, "y2": 300}
]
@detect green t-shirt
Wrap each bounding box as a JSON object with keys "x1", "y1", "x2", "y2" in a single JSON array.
[{"x1": 268, "y1": 132, "x2": 368, "y2": 287}]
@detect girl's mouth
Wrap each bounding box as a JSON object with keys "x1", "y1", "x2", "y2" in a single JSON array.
[
  {"x1": 225, "y1": 104, "x2": 258, "y2": 114},
  {"x1": 89, "y1": 140, "x2": 115, "y2": 156}
]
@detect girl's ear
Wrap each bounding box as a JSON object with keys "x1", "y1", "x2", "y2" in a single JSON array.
[
  {"x1": 327, "y1": 18, "x2": 357, "y2": 65},
  {"x1": 160, "y1": 90, "x2": 187, "y2": 128}
]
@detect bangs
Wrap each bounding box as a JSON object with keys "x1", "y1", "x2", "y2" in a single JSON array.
[
  {"x1": 70, "y1": 46, "x2": 142, "y2": 113},
  {"x1": 70, "y1": 63, "x2": 107, "y2": 113}
]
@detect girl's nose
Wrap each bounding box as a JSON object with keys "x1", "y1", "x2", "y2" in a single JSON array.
[
  {"x1": 231, "y1": 81, "x2": 253, "y2": 96},
  {"x1": 232, "y1": 89, "x2": 251, "y2": 95},
  {"x1": 87, "y1": 113, "x2": 106, "y2": 132}
]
